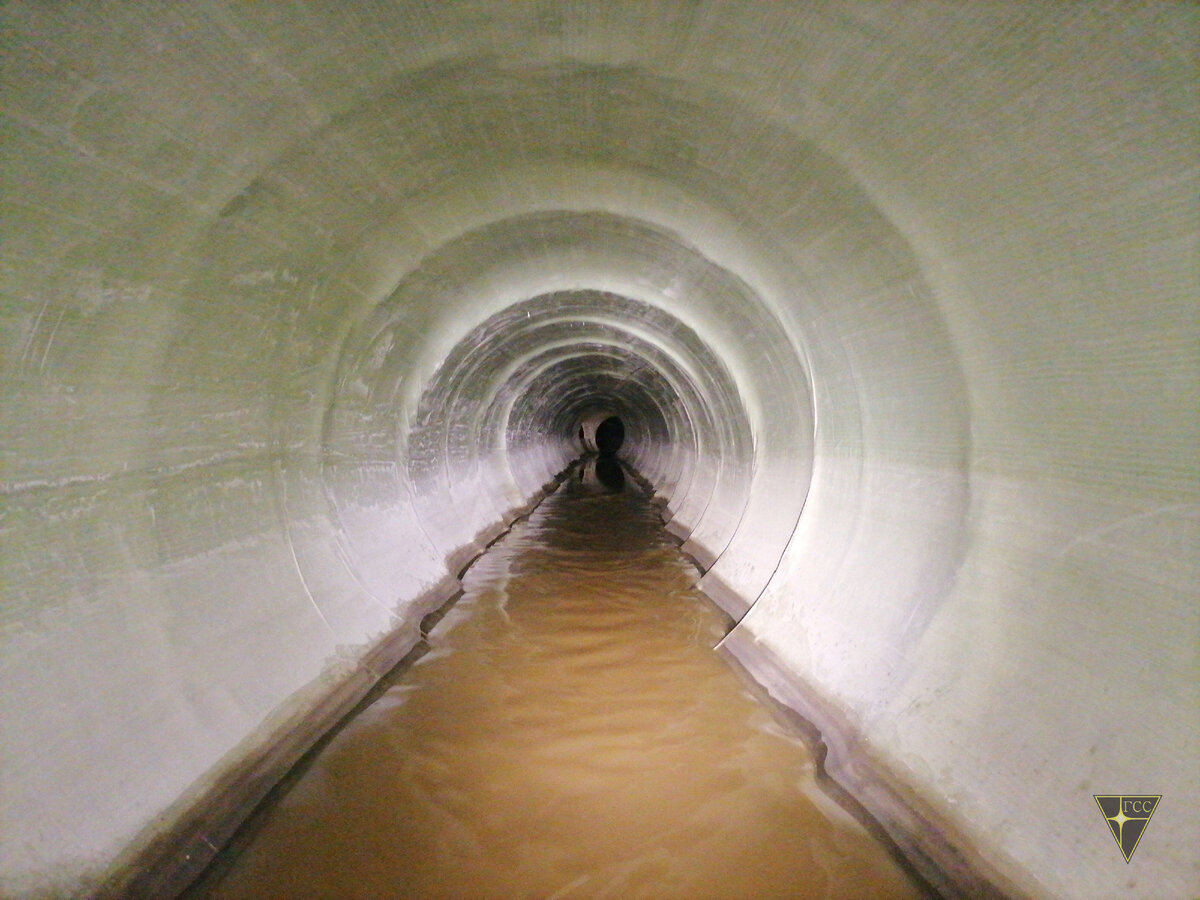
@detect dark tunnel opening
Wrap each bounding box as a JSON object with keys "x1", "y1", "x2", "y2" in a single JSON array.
[{"x1": 595, "y1": 415, "x2": 625, "y2": 455}]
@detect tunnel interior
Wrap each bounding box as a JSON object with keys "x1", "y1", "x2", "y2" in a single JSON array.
[
  {"x1": 0, "y1": 4, "x2": 1196, "y2": 900},
  {"x1": 594, "y1": 416, "x2": 625, "y2": 455}
]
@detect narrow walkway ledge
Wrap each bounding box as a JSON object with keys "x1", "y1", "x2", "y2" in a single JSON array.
[{"x1": 96, "y1": 470, "x2": 575, "y2": 900}]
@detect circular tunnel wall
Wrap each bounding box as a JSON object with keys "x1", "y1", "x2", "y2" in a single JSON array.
[{"x1": 0, "y1": 4, "x2": 1195, "y2": 900}]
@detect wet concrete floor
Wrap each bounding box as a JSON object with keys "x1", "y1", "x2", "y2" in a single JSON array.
[{"x1": 190, "y1": 461, "x2": 929, "y2": 899}]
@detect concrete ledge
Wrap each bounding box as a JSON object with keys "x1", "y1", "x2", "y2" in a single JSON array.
[
  {"x1": 96, "y1": 473, "x2": 571, "y2": 900},
  {"x1": 94, "y1": 620, "x2": 425, "y2": 900},
  {"x1": 717, "y1": 627, "x2": 1039, "y2": 900}
]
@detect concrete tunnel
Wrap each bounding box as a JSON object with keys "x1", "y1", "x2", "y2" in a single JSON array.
[{"x1": 1, "y1": 3, "x2": 1196, "y2": 898}]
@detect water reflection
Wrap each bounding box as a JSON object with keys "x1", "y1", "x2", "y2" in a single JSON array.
[
  {"x1": 191, "y1": 470, "x2": 927, "y2": 900},
  {"x1": 578, "y1": 453, "x2": 626, "y2": 493}
]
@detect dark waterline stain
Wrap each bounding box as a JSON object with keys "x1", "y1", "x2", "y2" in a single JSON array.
[{"x1": 190, "y1": 471, "x2": 928, "y2": 900}]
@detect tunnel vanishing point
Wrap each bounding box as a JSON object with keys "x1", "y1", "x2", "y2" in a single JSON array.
[{"x1": 1, "y1": 4, "x2": 1196, "y2": 899}]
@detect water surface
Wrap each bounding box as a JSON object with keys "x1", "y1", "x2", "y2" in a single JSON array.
[{"x1": 194, "y1": 465, "x2": 926, "y2": 899}]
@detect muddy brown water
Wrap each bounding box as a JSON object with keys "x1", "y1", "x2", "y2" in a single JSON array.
[{"x1": 191, "y1": 464, "x2": 928, "y2": 899}]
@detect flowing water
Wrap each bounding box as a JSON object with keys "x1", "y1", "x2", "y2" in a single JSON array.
[{"x1": 192, "y1": 462, "x2": 928, "y2": 899}]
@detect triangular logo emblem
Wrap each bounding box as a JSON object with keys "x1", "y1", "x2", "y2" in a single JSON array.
[{"x1": 1094, "y1": 795, "x2": 1161, "y2": 862}]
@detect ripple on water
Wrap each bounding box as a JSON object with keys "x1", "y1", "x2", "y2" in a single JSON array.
[{"x1": 192, "y1": 466, "x2": 928, "y2": 900}]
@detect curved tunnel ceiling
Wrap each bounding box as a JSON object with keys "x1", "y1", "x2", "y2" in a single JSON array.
[{"x1": 0, "y1": 4, "x2": 1196, "y2": 899}]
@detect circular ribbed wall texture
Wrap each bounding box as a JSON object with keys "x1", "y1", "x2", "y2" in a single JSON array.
[
  {"x1": 331, "y1": 282, "x2": 761, "y2": 591},
  {"x1": 321, "y1": 214, "x2": 810, "y2": 610},
  {"x1": 0, "y1": 4, "x2": 1196, "y2": 900}
]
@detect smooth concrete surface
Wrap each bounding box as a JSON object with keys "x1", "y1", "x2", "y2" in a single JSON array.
[{"x1": 0, "y1": 3, "x2": 1195, "y2": 898}]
